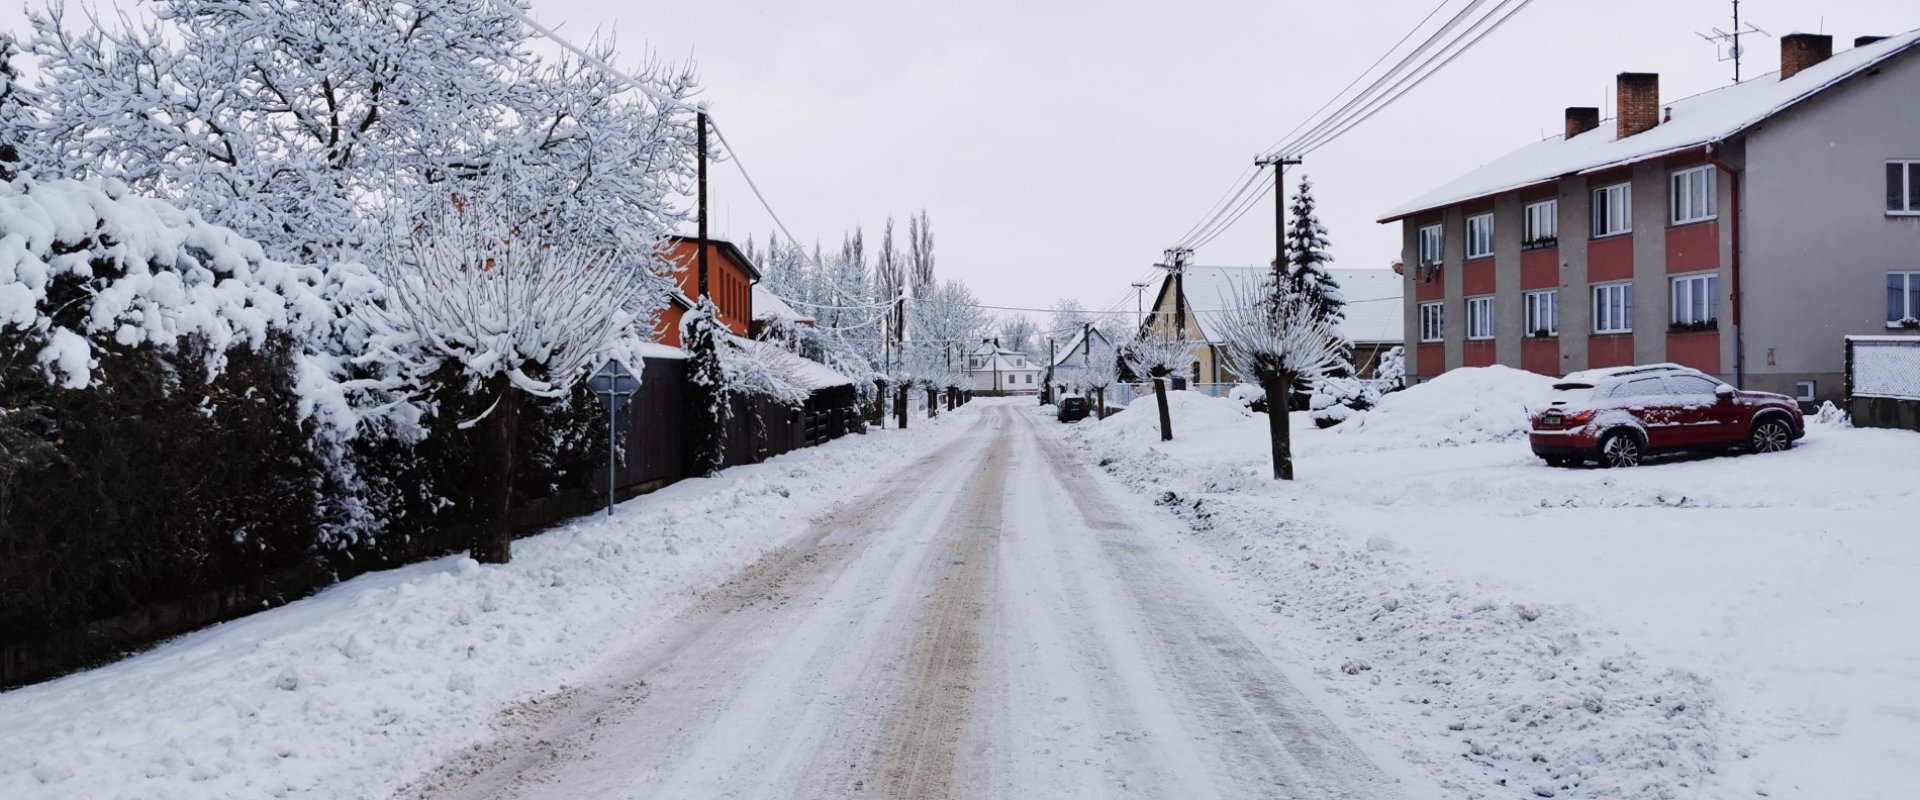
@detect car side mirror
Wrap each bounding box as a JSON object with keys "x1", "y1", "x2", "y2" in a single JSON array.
[{"x1": 1715, "y1": 384, "x2": 1735, "y2": 399}]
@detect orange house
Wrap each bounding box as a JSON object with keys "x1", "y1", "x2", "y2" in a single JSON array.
[{"x1": 656, "y1": 235, "x2": 761, "y2": 347}]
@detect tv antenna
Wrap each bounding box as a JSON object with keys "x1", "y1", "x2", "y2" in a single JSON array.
[{"x1": 1697, "y1": 0, "x2": 1769, "y2": 83}]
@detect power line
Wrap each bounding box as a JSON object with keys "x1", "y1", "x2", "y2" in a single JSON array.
[{"x1": 1259, "y1": 0, "x2": 1457, "y2": 155}]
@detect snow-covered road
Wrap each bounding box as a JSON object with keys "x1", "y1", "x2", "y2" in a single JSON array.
[{"x1": 401, "y1": 402, "x2": 1399, "y2": 800}]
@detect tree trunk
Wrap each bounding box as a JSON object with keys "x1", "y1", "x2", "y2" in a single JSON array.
[
  {"x1": 474, "y1": 374, "x2": 520, "y2": 564},
  {"x1": 895, "y1": 384, "x2": 908, "y2": 429},
  {"x1": 1153, "y1": 377, "x2": 1173, "y2": 441},
  {"x1": 1095, "y1": 387, "x2": 1106, "y2": 419},
  {"x1": 1261, "y1": 371, "x2": 1294, "y2": 480},
  {"x1": 873, "y1": 380, "x2": 888, "y2": 427},
  {"x1": 927, "y1": 387, "x2": 937, "y2": 418}
]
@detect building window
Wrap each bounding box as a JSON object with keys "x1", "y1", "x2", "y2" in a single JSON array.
[
  {"x1": 1419, "y1": 302, "x2": 1444, "y2": 342},
  {"x1": 1795, "y1": 381, "x2": 1817, "y2": 402},
  {"x1": 1465, "y1": 214, "x2": 1494, "y2": 260},
  {"x1": 1593, "y1": 282, "x2": 1633, "y2": 334},
  {"x1": 1890, "y1": 271, "x2": 1920, "y2": 325},
  {"x1": 1418, "y1": 224, "x2": 1443, "y2": 266},
  {"x1": 1467, "y1": 296, "x2": 1494, "y2": 340},
  {"x1": 1889, "y1": 161, "x2": 1920, "y2": 214},
  {"x1": 1525, "y1": 290, "x2": 1558, "y2": 337},
  {"x1": 1671, "y1": 273, "x2": 1719, "y2": 330},
  {"x1": 1592, "y1": 183, "x2": 1632, "y2": 238},
  {"x1": 1670, "y1": 166, "x2": 1718, "y2": 224},
  {"x1": 1523, "y1": 200, "x2": 1558, "y2": 249}
]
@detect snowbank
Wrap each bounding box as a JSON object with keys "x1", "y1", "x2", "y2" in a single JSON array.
[
  {"x1": 1058, "y1": 388, "x2": 1920, "y2": 799},
  {"x1": 1331, "y1": 365, "x2": 1554, "y2": 448},
  {"x1": 0, "y1": 408, "x2": 977, "y2": 799},
  {"x1": 1100, "y1": 387, "x2": 1253, "y2": 438}
]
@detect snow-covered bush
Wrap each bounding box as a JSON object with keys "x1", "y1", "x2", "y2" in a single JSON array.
[
  {"x1": 1375, "y1": 345, "x2": 1406, "y2": 391},
  {"x1": 1309, "y1": 376, "x2": 1381, "y2": 429}
]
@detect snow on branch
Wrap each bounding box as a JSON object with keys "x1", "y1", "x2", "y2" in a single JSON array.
[{"x1": 1211, "y1": 274, "x2": 1345, "y2": 388}]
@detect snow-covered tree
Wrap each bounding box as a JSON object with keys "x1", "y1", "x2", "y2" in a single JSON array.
[
  {"x1": 1049, "y1": 299, "x2": 1090, "y2": 350},
  {"x1": 908, "y1": 210, "x2": 935, "y2": 298},
  {"x1": 1212, "y1": 276, "x2": 1345, "y2": 480},
  {"x1": 0, "y1": 33, "x2": 33, "y2": 181},
  {"x1": 1125, "y1": 333, "x2": 1193, "y2": 441},
  {"x1": 1284, "y1": 176, "x2": 1352, "y2": 379},
  {"x1": 1080, "y1": 339, "x2": 1123, "y2": 419},
  {"x1": 359, "y1": 181, "x2": 662, "y2": 562},
  {"x1": 998, "y1": 315, "x2": 1038, "y2": 357}
]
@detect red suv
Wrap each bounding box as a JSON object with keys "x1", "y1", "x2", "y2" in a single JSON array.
[{"x1": 1529, "y1": 364, "x2": 1804, "y2": 468}]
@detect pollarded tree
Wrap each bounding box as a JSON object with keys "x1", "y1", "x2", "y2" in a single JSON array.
[
  {"x1": 362, "y1": 180, "x2": 660, "y2": 564},
  {"x1": 1081, "y1": 339, "x2": 1123, "y2": 419},
  {"x1": 1212, "y1": 277, "x2": 1345, "y2": 480},
  {"x1": 1126, "y1": 333, "x2": 1194, "y2": 442}
]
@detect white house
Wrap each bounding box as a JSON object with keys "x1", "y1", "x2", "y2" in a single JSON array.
[
  {"x1": 967, "y1": 339, "x2": 1043, "y2": 394},
  {"x1": 1048, "y1": 325, "x2": 1116, "y2": 393}
]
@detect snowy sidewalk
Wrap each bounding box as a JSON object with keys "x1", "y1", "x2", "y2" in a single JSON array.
[{"x1": 0, "y1": 407, "x2": 975, "y2": 800}]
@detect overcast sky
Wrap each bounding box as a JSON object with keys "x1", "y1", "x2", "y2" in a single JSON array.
[{"x1": 5, "y1": 0, "x2": 1913, "y2": 324}]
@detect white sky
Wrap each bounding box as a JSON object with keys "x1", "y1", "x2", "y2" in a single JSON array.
[{"x1": 6, "y1": 0, "x2": 1914, "y2": 321}]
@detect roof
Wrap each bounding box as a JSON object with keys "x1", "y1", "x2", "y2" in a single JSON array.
[
  {"x1": 751, "y1": 285, "x2": 813, "y2": 324},
  {"x1": 1379, "y1": 29, "x2": 1920, "y2": 222},
  {"x1": 1051, "y1": 326, "x2": 1114, "y2": 368},
  {"x1": 1170, "y1": 266, "x2": 1404, "y2": 345},
  {"x1": 665, "y1": 235, "x2": 763, "y2": 282}
]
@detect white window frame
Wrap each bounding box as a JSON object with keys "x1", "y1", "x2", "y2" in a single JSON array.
[
  {"x1": 1525, "y1": 290, "x2": 1558, "y2": 337},
  {"x1": 1890, "y1": 271, "x2": 1920, "y2": 325},
  {"x1": 1465, "y1": 214, "x2": 1494, "y2": 260},
  {"x1": 1593, "y1": 282, "x2": 1634, "y2": 334},
  {"x1": 1418, "y1": 302, "x2": 1444, "y2": 342},
  {"x1": 1592, "y1": 183, "x2": 1632, "y2": 238},
  {"x1": 1889, "y1": 160, "x2": 1920, "y2": 215},
  {"x1": 1466, "y1": 296, "x2": 1495, "y2": 340},
  {"x1": 1418, "y1": 224, "x2": 1443, "y2": 266},
  {"x1": 1795, "y1": 381, "x2": 1817, "y2": 402},
  {"x1": 1523, "y1": 200, "x2": 1558, "y2": 248},
  {"x1": 1670, "y1": 165, "x2": 1718, "y2": 225},
  {"x1": 1670, "y1": 273, "x2": 1719, "y2": 328}
]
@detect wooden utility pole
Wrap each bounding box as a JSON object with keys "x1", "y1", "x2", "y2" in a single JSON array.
[
  {"x1": 696, "y1": 110, "x2": 710, "y2": 299},
  {"x1": 1256, "y1": 155, "x2": 1303, "y2": 282}
]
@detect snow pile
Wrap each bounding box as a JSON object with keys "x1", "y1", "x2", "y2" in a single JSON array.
[
  {"x1": 1331, "y1": 365, "x2": 1554, "y2": 448},
  {"x1": 0, "y1": 406, "x2": 978, "y2": 800},
  {"x1": 1099, "y1": 387, "x2": 1253, "y2": 439}
]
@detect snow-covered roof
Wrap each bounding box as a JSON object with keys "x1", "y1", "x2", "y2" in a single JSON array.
[
  {"x1": 1379, "y1": 29, "x2": 1920, "y2": 222},
  {"x1": 729, "y1": 335, "x2": 855, "y2": 390},
  {"x1": 635, "y1": 342, "x2": 688, "y2": 361},
  {"x1": 1051, "y1": 326, "x2": 1114, "y2": 368},
  {"x1": 752, "y1": 285, "x2": 813, "y2": 324},
  {"x1": 1174, "y1": 266, "x2": 1403, "y2": 345}
]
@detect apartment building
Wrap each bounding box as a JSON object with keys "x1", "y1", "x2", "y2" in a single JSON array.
[{"x1": 1380, "y1": 31, "x2": 1920, "y2": 403}]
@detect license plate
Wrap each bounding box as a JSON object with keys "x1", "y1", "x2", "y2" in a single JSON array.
[{"x1": 1543, "y1": 412, "x2": 1562, "y2": 426}]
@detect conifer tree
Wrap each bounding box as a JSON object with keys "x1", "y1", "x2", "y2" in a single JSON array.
[{"x1": 1283, "y1": 176, "x2": 1353, "y2": 380}]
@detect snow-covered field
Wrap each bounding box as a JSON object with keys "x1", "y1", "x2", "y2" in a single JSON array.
[
  {"x1": 0, "y1": 408, "x2": 974, "y2": 800},
  {"x1": 1061, "y1": 369, "x2": 1920, "y2": 800}
]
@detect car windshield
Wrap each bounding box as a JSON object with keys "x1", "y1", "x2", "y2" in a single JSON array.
[{"x1": 1547, "y1": 382, "x2": 1595, "y2": 405}]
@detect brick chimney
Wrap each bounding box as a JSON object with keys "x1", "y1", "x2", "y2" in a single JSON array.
[
  {"x1": 1781, "y1": 33, "x2": 1834, "y2": 81},
  {"x1": 1855, "y1": 36, "x2": 1888, "y2": 48},
  {"x1": 1565, "y1": 107, "x2": 1600, "y2": 140},
  {"x1": 1616, "y1": 73, "x2": 1659, "y2": 139}
]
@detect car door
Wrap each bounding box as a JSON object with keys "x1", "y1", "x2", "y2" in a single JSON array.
[
  {"x1": 1613, "y1": 377, "x2": 1684, "y2": 450},
  {"x1": 1660, "y1": 374, "x2": 1732, "y2": 447}
]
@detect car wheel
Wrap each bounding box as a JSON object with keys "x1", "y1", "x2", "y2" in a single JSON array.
[
  {"x1": 1750, "y1": 419, "x2": 1794, "y2": 454},
  {"x1": 1597, "y1": 431, "x2": 1642, "y2": 468}
]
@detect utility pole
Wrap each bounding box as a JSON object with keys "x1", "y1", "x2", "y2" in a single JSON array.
[
  {"x1": 1255, "y1": 155, "x2": 1303, "y2": 283},
  {"x1": 1131, "y1": 281, "x2": 1149, "y2": 334},
  {"x1": 696, "y1": 110, "x2": 710, "y2": 300},
  {"x1": 1155, "y1": 247, "x2": 1192, "y2": 338}
]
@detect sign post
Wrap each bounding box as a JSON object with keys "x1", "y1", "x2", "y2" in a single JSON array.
[{"x1": 586, "y1": 360, "x2": 641, "y2": 517}]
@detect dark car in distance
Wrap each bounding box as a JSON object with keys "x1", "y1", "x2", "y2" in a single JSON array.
[
  {"x1": 1528, "y1": 364, "x2": 1805, "y2": 468},
  {"x1": 1056, "y1": 396, "x2": 1090, "y2": 422}
]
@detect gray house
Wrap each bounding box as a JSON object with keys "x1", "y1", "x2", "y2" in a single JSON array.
[{"x1": 1378, "y1": 30, "x2": 1920, "y2": 404}]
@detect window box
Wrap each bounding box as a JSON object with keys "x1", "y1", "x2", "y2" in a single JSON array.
[
  {"x1": 1529, "y1": 328, "x2": 1555, "y2": 339},
  {"x1": 1521, "y1": 236, "x2": 1559, "y2": 251},
  {"x1": 1668, "y1": 319, "x2": 1719, "y2": 333}
]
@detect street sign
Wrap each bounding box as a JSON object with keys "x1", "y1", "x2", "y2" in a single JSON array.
[{"x1": 589, "y1": 360, "x2": 640, "y2": 516}]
